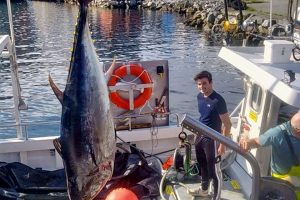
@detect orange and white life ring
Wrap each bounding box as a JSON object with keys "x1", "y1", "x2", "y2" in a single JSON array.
[{"x1": 107, "y1": 64, "x2": 153, "y2": 110}]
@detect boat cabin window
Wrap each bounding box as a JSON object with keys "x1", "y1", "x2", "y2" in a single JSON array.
[
  {"x1": 297, "y1": 7, "x2": 300, "y2": 24},
  {"x1": 250, "y1": 84, "x2": 263, "y2": 112},
  {"x1": 292, "y1": 2, "x2": 300, "y2": 25}
]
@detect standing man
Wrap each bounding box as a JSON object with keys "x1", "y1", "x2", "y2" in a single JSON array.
[
  {"x1": 239, "y1": 112, "x2": 300, "y2": 199},
  {"x1": 189, "y1": 71, "x2": 232, "y2": 199}
]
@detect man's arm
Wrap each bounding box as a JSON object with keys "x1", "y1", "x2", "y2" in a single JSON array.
[
  {"x1": 239, "y1": 137, "x2": 260, "y2": 151},
  {"x1": 219, "y1": 113, "x2": 232, "y2": 137},
  {"x1": 239, "y1": 123, "x2": 278, "y2": 151},
  {"x1": 218, "y1": 113, "x2": 232, "y2": 155}
]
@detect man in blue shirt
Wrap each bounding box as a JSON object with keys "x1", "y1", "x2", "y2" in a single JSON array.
[
  {"x1": 189, "y1": 71, "x2": 232, "y2": 199},
  {"x1": 240, "y1": 112, "x2": 300, "y2": 198}
]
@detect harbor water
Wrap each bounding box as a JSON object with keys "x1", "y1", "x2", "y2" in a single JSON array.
[{"x1": 0, "y1": 1, "x2": 244, "y2": 139}]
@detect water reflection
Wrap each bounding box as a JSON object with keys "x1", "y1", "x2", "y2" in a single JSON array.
[
  {"x1": 90, "y1": 8, "x2": 144, "y2": 61},
  {"x1": 0, "y1": 1, "x2": 244, "y2": 138}
]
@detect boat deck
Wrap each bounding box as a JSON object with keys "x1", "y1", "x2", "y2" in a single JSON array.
[
  {"x1": 164, "y1": 174, "x2": 247, "y2": 200},
  {"x1": 178, "y1": 182, "x2": 245, "y2": 200}
]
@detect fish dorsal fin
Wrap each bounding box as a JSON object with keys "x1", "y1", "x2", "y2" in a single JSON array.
[
  {"x1": 49, "y1": 73, "x2": 63, "y2": 104},
  {"x1": 53, "y1": 138, "x2": 62, "y2": 158}
]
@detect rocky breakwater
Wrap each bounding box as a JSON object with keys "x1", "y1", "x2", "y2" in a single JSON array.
[
  {"x1": 141, "y1": 0, "x2": 242, "y2": 45},
  {"x1": 141, "y1": 0, "x2": 291, "y2": 46}
]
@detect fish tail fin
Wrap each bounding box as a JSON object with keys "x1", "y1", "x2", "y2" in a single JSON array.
[{"x1": 77, "y1": 0, "x2": 92, "y2": 6}]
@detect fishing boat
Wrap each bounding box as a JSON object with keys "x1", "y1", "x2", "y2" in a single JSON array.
[
  {"x1": 1, "y1": 0, "x2": 300, "y2": 200},
  {"x1": 107, "y1": 0, "x2": 140, "y2": 9}
]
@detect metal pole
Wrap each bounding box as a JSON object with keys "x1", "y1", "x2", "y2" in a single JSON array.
[
  {"x1": 224, "y1": 0, "x2": 229, "y2": 20},
  {"x1": 287, "y1": 0, "x2": 293, "y2": 22},
  {"x1": 269, "y1": 0, "x2": 273, "y2": 37},
  {"x1": 6, "y1": 0, "x2": 25, "y2": 139},
  {"x1": 6, "y1": 0, "x2": 15, "y2": 46},
  {"x1": 238, "y1": 0, "x2": 244, "y2": 22}
]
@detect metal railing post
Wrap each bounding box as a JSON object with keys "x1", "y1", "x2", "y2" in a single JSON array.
[{"x1": 5, "y1": 0, "x2": 27, "y2": 139}]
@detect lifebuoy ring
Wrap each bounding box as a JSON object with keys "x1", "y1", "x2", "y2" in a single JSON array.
[{"x1": 108, "y1": 64, "x2": 153, "y2": 110}]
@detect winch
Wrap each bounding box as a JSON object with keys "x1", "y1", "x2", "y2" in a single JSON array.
[{"x1": 173, "y1": 131, "x2": 198, "y2": 178}]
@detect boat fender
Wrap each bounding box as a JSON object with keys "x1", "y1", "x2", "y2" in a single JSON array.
[
  {"x1": 292, "y1": 46, "x2": 300, "y2": 61},
  {"x1": 223, "y1": 20, "x2": 237, "y2": 33},
  {"x1": 108, "y1": 64, "x2": 153, "y2": 110},
  {"x1": 105, "y1": 187, "x2": 138, "y2": 200}
]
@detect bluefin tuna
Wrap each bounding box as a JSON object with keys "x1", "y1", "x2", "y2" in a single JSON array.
[{"x1": 49, "y1": 0, "x2": 116, "y2": 199}]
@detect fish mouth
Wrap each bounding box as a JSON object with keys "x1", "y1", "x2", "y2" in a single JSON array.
[
  {"x1": 68, "y1": 163, "x2": 113, "y2": 200},
  {"x1": 70, "y1": 173, "x2": 111, "y2": 200}
]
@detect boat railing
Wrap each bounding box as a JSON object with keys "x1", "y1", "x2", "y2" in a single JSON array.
[
  {"x1": 181, "y1": 114, "x2": 260, "y2": 200},
  {"x1": 229, "y1": 98, "x2": 244, "y2": 118},
  {"x1": 0, "y1": 34, "x2": 26, "y2": 139},
  {"x1": 0, "y1": 0, "x2": 28, "y2": 140},
  {"x1": 0, "y1": 121, "x2": 60, "y2": 140},
  {"x1": 229, "y1": 98, "x2": 245, "y2": 140}
]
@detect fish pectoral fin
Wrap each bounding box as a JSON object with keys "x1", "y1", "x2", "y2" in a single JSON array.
[
  {"x1": 49, "y1": 73, "x2": 63, "y2": 104},
  {"x1": 105, "y1": 56, "x2": 116, "y2": 83},
  {"x1": 53, "y1": 138, "x2": 63, "y2": 158}
]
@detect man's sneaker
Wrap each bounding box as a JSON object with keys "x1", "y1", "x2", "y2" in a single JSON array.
[{"x1": 188, "y1": 187, "x2": 209, "y2": 197}]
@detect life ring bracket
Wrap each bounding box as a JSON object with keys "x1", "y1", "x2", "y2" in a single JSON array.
[{"x1": 108, "y1": 83, "x2": 154, "y2": 92}]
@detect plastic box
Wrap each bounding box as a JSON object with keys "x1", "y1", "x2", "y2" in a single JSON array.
[{"x1": 263, "y1": 40, "x2": 294, "y2": 63}]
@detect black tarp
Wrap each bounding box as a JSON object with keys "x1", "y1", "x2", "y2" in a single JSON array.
[
  {"x1": 0, "y1": 162, "x2": 67, "y2": 199},
  {"x1": 0, "y1": 150, "x2": 161, "y2": 200}
]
